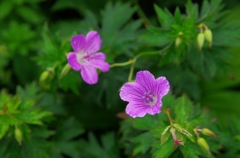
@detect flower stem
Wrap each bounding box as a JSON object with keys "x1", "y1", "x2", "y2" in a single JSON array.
[
  {"x1": 134, "y1": 43, "x2": 172, "y2": 60},
  {"x1": 132, "y1": 0, "x2": 152, "y2": 26},
  {"x1": 128, "y1": 59, "x2": 136, "y2": 82},
  {"x1": 110, "y1": 60, "x2": 133, "y2": 68},
  {"x1": 163, "y1": 108, "x2": 173, "y2": 125},
  {"x1": 194, "y1": 126, "x2": 200, "y2": 138}
]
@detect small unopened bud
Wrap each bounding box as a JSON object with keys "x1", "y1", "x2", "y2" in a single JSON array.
[
  {"x1": 60, "y1": 63, "x2": 71, "y2": 79},
  {"x1": 197, "y1": 137, "x2": 210, "y2": 154},
  {"x1": 201, "y1": 128, "x2": 216, "y2": 138},
  {"x1": 204, "y1": 29, "x2": 212, "y2": 47},
  {"x1": 175, "y1": 37, "x2": 182, "y2": 48},
  {"x1": 197, "y1": 32, "x2": 205, "y2": 51},
  {"x1": 14, "y1": 127, "x2": 23, "y2": 145},
  {"x1": 39, "y1": 68, "x2": 55, "y2": 89}
]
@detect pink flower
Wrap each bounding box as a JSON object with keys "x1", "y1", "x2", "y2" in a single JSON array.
[
  {"x1": 67, "y1": 31, "x2": 110, "y2": 84},
  {"x1": 119, "y1": 70, "x2": 170, "y2": 118}
]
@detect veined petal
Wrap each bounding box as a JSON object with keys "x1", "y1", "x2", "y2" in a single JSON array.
[
  {"x1": 81, "y1": 65, "x2": 98, "y2": 84},
  {"x1": 67, "y1": 52, "x2": 82, "y2": 71},
  {"x1": 71, "y1": 34, "x2": 86, "y2": 53},
  {"x1": 126, "y1": 102, "x2": 150, "y2": 118},
  {"x1": 155, "y1": 76, "x2": 170, "y2": 98},
  {"x1": 85, "y1": 31, "x2": 102, "y2": 54},
  {"x1": 120, "y1": 82, "x2": 145, "y2": 102},
  {"x1": 148, "y1": 100, "x2": 162, "y2": 115},
  {"x1": 89, "y1": 59, "x2": 110, "y2": 72},
  {"x1": 136, "y1": 70, "x2": 155, "y2": 91},
  {"x1": 91, "y1": 52, "x2": 106, "y2": 60}
]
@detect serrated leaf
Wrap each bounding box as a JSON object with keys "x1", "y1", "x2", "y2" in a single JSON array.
[
  {"x1": 139, "y1": 26, "x2": 171, "y2": 46},
  {"x1": 154, "y1": 4, "x2": 174, "y2": 28},
  {"x1": 101, "y1": 2, "x2": 136, "y2": 34},
  {"x1": 181, "y1": 141, "x2": 200, "y2": 158},
  {"x1": 132, "y1": 132, "x2": 155, "y2": 155},
  {"x1": 174, "y1": 95, "x2": 192, "y2": 124},
  {"x1": 154, "y1": 139, "x2": 175, "y2": 158}
]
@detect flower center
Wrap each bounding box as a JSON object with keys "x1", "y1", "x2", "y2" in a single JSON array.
[
  {"x1": 142, "y1": 90, "x2": 157, "y2": 106},
  {"x1": 76, "y1": 52, "x2": 91, "y2": 64}
]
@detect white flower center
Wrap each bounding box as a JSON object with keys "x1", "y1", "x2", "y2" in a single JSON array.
[{"x1": 76, "y1": 51, "x2": 90, "y2": 65}]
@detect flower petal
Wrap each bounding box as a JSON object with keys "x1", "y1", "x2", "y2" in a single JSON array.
[
  {"x1": 67, "y1": 52, "x2": 82, "y2": 71},
  {"x1": 148, "y1": 100, "x2": 162, "y2": 115},
  {"x1": 91, "y1": 52, "x2": 106, "y2": 60},
  {"x1": 126, "y1": 102, "x2": 149, "y2": 118},
  {"x1": 120, "y1": 82, "x2": 145, "y2": 102},
  {"x1": 89, "y1": 59, "x2": 110, "y2": 72},
  {"x1": 155, "y1": 76, "x2": 170, "y2": 98},
  {"x1": 71, "y1": 34, "x2": 86, "y2": 53},
  {"x1": 84, "y1": 31, "x2": 102, "y2": 53},
  {"x1": 81, "y1": 65, "x2": 98, "y2": 84},
  {"x1": 135, "y1": 70, "x2": 155, "y2": 91}
]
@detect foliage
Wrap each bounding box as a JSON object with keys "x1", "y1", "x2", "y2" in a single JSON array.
[{"x1": 0, "y1": 0, "x2": 240, "y2": 157}]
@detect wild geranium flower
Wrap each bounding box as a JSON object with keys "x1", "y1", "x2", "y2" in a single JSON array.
[
  {"x1": 67, "y1": 31, "x2": 110, "y2": 84},
  {"x1": 119, "y1": 70, "x2": 170, "y2": 118}
]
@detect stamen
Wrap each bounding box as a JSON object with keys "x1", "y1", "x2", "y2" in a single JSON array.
[{"x1": 142, "y1": 90, "x2": 155, "y2": 103}]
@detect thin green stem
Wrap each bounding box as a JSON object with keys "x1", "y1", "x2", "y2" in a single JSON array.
[
  {"x1": 128, "y1": 59, "x2": 136, "y2": 82},
  {"x1": 165, "y1": 109, "x2": 173, "y2": 125},
  {"x1": 132, "y1": 0, "x2": 152, "y2": 26},
  {"x1": 110, "y1": 60, "x2": 133, "y2": 68},
  {"x1": 134, "y1": 43, "x2": 172, "y2": 60}
]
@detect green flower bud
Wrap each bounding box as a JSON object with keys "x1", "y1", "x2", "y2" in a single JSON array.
[
  {"x1": 39, "y1": 68, "x2": 55, "y2": 89},
  {"x1": 201, "y1": 128, "x2": 216, "y2": 138},
  {"x1": 60, "y1": 63, "x2": 71, "y2": 79},
  {"x1": 14, "y1": 127, "x2": 23, "y2": 146},
  {"x1": 175, "y1": 37, "x2": 182, "y2": 48},
  {"x1": 204, "y1": 29, "x2": 212, "y2": 47},
  {"x1": 197, "y1": 32, "x2": 205, "y2": 51},
  {"x1": 197, "y1": 137, "x2": 211, "y2": 154}
]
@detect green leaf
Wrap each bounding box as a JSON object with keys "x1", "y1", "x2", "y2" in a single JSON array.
[
  {"x1": 0, "y1": 1, "x2": 13, "y2": 19},
  {"x1": 174, "y1": 95, "x2": 192, "y2": 124},
  {"x1": 132, "y1": 114, "x2": 165, "y2": 130},
  {"x1": 161, "y1": 126, "x2": 171, "y2": 145},
  {"x1": 181, "y1": 141, "x2": 200, "y2": 158},
  {"x1": 153, "y1": 139, "x2": 175, "y2": 158},
  {"x1": 0, "y1": 124, "x2": 9, "y2": 139},
  {"x1": 132, "y1": 132, "x2": 155, "y2": 155},
  {"x1": 154, "y1": 4, "x2": 174, "y2": 28},
  {"x1": 16, "y1": 6, "x2": 42, "y2": 24},
  {"x1": 139, "y1": 26, "x2": 171, "y2": 46}
]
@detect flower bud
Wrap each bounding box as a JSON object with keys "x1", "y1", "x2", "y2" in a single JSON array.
[
  {"x1": 60, "y1": 63, "x2": 71, "y2": 79},
  {"x1": 204, "y1": 29, "x2": 212, "y2": 47},
  {"x1": 39, "y1": 68, "x2": 55, "y2": 89},
  {"x1": 175, "y1": 37, "x2": 182, "y2": 48},
  {"x1": 197, "y1": 32, "x2": 205, "y2": 51},
  {"x1": 170, "y1": 127, "x2": 184, "y2": 147},
  {"x1": 197, "y1": 137, "x2": 210, "y2": 154},
  {"x1": 201, "y1": 128, "x2": 216, "y2": 138},
  {"x1": 14, "y1": 127, "x2": 23, "y2": 145}
]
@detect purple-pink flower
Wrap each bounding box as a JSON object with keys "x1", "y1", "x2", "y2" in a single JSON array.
[
  {"x1": 67, "y1": 31, "x2": 110, "y2": 84},
  {"x1": 119, "y1": 70, "x2": 170, "y2": 118}
]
